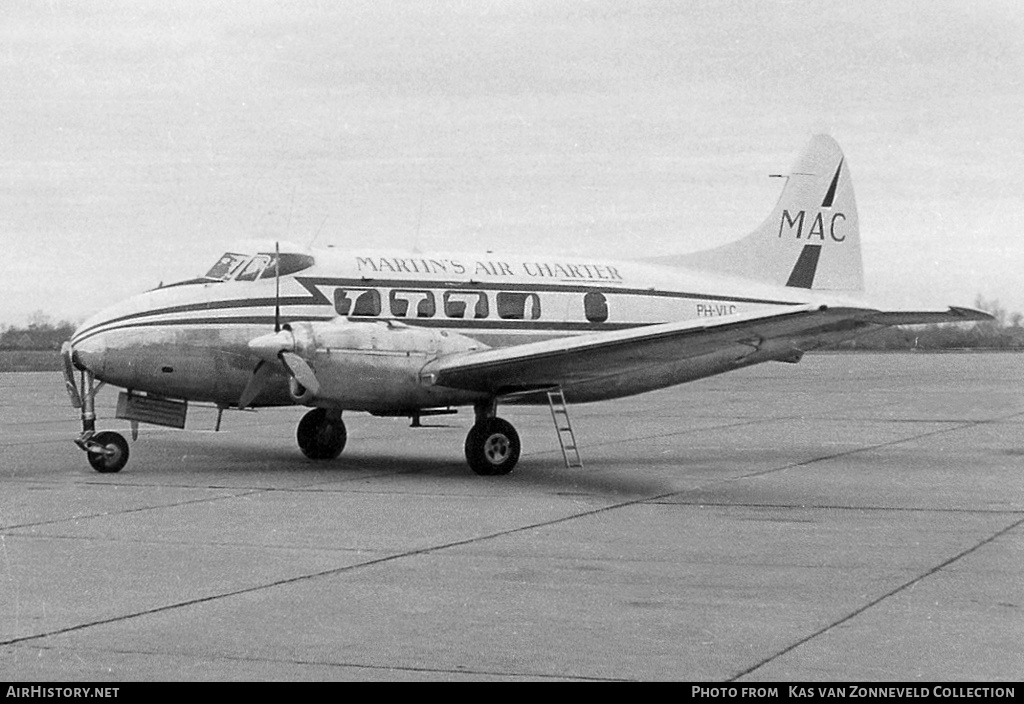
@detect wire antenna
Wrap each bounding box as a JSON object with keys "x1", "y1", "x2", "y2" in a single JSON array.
[
  {"x1": 412, "y1": 188, "x2": 425, "y2": 254},
  {"x1": 274, "y1": 241, "x2": 281, "y2": 333},
  {"x1": 308, "y1": 214, "x2": 329, "y2": 248}
]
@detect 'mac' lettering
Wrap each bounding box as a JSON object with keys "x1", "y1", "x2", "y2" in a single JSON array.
[{"x1": 779, "y1": 210, "x2": 847, "y2": 242}]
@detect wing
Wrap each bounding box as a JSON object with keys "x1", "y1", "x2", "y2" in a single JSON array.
[
  {"x1": 426, "y1": 304, "x2": 995, "y2": 395},
  {"x1": 425, "y1": 305, "x2": 857, "y2": 394}
]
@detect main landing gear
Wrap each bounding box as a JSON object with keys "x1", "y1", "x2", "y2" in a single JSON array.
[
  {"x1": 297, "y1": 408, "x2": 347, "y2": 460},
  {"x1": 295, "y1": 403, "x2": 519, "y2": 475},
  {"x1": 464, "y1": 402, "x2": 521, "y2": 476}
]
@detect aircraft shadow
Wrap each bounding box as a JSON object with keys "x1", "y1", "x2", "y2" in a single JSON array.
[{"x1": 142, "y1": 435, "x2": 678, "y2": 496}]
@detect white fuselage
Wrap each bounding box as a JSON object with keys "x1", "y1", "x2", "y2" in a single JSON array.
[{"x1": 70, "y1": 247, "x2": 825, "y2": 411}]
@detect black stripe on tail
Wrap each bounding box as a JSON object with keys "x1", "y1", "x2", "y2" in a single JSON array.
[
  {"x1": 821, "y1": 159, "x2": 844, "y2": 208},
  {"x1": 786, "y1": 244, "x2": 822, "y2": 288}
]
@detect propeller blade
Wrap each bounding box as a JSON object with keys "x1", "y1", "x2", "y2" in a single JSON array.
[
  {"x1": 238, "y1": 360, "x2": 276, "y2": 410},
  {"x1": 280, "y1": 351, "x2": 321, "y2": 398}
]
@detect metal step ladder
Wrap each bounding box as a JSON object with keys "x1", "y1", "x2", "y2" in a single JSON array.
[{"x1": 547, "y1": 387, "x2": 583, "y2": 469}]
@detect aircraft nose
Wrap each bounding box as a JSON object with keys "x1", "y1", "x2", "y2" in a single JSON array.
[
  {"x1": 70, "y1": 327, "x2": 107, "y2": 376},
  {"x1": 68, "y1": 307, "x2": 117, "y2": 377}
]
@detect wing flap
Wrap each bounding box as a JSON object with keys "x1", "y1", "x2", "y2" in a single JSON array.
[{"x1": 427, "y1": 305, "x2": 878, "y2": 393}]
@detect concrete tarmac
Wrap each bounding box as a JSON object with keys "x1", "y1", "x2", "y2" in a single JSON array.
[{"x1": 0, "y1": 353, "x2": 1021, "y2": 681}]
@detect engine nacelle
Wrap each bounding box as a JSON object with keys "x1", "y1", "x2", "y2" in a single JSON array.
[
  {"x1": 284, "y1": 319, "x2": 488, "y2": 411},
  {"x1": 288, "y1": 376, "x2": 317, "y2": 405}
]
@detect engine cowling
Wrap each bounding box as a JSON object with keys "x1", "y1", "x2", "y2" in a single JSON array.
[{"x1": 282, "y1": 319, "x2": 488, "y2": 411}]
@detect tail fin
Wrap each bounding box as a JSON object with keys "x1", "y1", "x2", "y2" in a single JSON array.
[{"x1": 675, "y1": 135, "x2": 864, "y2": 293}]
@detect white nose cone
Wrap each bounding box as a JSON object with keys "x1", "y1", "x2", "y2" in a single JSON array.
[
  {"x1": 248, "y1": 330, "x2": 294, "y2": 362},
  {"x1": 71, "y1": 331, "x2": 108, "y2": 375}
]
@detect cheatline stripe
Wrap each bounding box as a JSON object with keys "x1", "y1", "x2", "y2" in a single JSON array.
[
  {"x1": 70, "y1": 279, "x2": 805, "y2": 344},
  {"x1": 70, "y1": 296, "x2": 312, "y2": 344},
  {"x1": 70, "y1": 314, "x2": 652, "y2": 345},
  {"x1": 294, "y1": 276, "x2": 804, "y2": 303}
]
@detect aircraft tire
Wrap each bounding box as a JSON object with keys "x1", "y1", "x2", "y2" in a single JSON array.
[
  {"x1": 465, "y1": 417, "x2": 520, "y2": 476},
  {"x1": 297, "y1": 408, "x2": 347, "y2": 460},
  {"x1": 87, "y1": 431, "x2": 130, "y2": 473}
]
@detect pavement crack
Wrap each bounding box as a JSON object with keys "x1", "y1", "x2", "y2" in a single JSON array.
[
  {"x1": 648, "y1": 500, "x2": 1023, "y2": 516},
  {"x1": 0, "y1": 489, "x2": 267, "y2": 532},
  {"x1": 15, "y1": 643, "x2": 631, "y2": 681},
  {"x1": 727, "y1": 418, "x2": 991, "y2": 482},
  {"x1": 0, "y1": 490, "x2": 679, "y2": 648},
  {"x1": 727, "y1": 515, "x2": 1024, "y2": 681},
  {"x1": 531, "y1": 416, "x2": 799, "y2": 458}
]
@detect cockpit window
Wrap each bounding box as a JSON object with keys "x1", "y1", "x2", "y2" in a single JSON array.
[
  {"x1": 235, "y1": 255, "x2": 271, "y2": 282},
  {"x1": 203, "y1": 251, "x2": 316, "y2": 282},
  {"x1": 258, "y1": 252, "x2": 316, "y2": 279},
  {"x1": 205, "y1": 253, "x2": 249, "y2": 280}
]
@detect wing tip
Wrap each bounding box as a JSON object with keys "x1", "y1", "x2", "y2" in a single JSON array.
[{"x1": 947, "y1": 306, "x2": 996, "y2": 322}]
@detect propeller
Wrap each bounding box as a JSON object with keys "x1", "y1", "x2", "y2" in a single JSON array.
[
  {"x1": 242, "y1": 327, "x2": 321, "y2": 403},
  {"x1": 238, "y1": 243, "x2": 321, "y2": 408}
]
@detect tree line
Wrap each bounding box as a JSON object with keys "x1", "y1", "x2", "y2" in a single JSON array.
[
  {"x1": 0, "y1": 313, "x2": 77, "y2": 351},
  {"x1": 2, "y1": 298, "x2": 1022, "y2": 352}
]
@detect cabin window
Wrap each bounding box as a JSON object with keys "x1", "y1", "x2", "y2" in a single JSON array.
[
  {"x1": 496, "y1": 292, "x2": 541, "y2": 320},
  {"x1": 584, "y1": 291, "x2": 608, "y2": 323},
  {"x1": 443, "y1": 291, "x2": 489, "y2": 319},
  {"x1": 390, "y1": 290, "x2": 436, "y2": 318},
  {"x1": 334, "y1": 289, "x2": 381, "y2": 317}
]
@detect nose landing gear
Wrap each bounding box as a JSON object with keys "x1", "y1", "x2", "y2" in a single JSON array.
[{"x1": 64, "y1": 344, "x2": 129, "y2": 474}]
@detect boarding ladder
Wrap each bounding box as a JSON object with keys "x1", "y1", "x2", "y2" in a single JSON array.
[{"x1": 547, "y1": 387, "x2": 583, "y2": 469}]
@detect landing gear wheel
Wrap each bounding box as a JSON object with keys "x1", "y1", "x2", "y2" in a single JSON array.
[
  {"x1": 465, "y1": 417, "x2": 520, "y2": 476},
  {"x1": 87, "y1": 431, "x2": 130, "y2": 474},
  {"x1": 297, "y1": 408, "x2": 347, "y2": 460}
]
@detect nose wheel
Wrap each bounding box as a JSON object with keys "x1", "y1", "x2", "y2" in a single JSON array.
[{"x1": 85, "y1": 431, "x2": 130, "y2": 473}]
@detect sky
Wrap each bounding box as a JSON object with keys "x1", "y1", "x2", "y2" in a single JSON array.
[{"x1": 2, "y1": 0, "x2": 1022, "y2": 326}]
